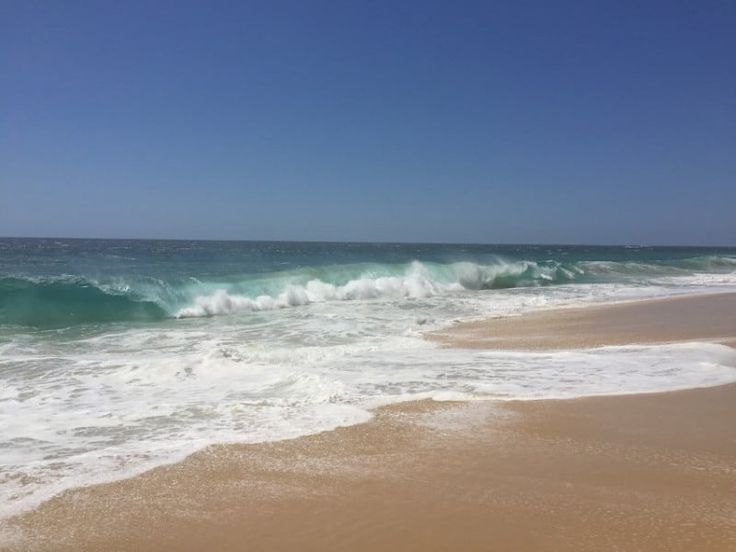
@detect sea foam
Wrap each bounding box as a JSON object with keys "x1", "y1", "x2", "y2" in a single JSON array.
[{"x1": 1, "y1": 335, "x2": 735, "y2": 519}]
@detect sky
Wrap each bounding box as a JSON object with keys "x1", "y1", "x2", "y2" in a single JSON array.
[{"x1": 1, "y1": 1, "x2": 735, "y2": 245}]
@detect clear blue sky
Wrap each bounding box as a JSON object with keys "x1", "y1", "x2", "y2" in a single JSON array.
[{"x1": 1, "y1": 1, "x2": 734, "y2": 245}]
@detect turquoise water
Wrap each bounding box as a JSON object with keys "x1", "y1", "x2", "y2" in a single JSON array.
[{"x1": 1, "y1": 238, "x2": 736, "y2": 519}]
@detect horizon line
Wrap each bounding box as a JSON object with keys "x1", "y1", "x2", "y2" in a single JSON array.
[{"x1": 1, "y1": 235, "x2": 734, "y2": 249}]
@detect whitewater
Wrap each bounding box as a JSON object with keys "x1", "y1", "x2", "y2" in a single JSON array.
[{"x1": 1, "y1": 238, "x2": 736, "y2": 519}]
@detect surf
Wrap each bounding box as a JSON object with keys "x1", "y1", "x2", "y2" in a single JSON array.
[{"x1": 2, "y1": 253, "x2": 736, "y2": 326}]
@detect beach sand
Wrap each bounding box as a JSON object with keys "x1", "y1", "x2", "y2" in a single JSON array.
[{"x1": 3, "y1": 293, "x2": 736, "y2": 551}]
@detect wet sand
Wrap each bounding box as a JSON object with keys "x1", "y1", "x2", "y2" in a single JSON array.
[
  {"x1": 428, "y1": 291, "x2": 736, "y2": 349},
  {"x1": 429, "y1": 293, "x2": 736, "y2": 349},
  {"x1": 3, "y1": 293, "x2": 736, "y2": 551}
]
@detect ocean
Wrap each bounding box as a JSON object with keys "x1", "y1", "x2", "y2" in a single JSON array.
[{"x1": 2, "y1": 238, "x2": 736, "y2": 518}]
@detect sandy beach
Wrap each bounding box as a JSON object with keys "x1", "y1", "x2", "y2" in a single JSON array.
[{"x1": 3, "y1": 292, "x2": 736, "y2": 551}]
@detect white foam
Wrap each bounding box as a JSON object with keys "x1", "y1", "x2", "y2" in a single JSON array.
[{"x1": 1, "y1": 330, "x2": 735, "y2": 519}]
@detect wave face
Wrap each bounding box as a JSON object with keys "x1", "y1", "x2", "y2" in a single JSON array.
[
  {"x1": 0, "y1": 277, "x2": 168, "y2": 327},
  {"x1": 1, "y1": 251, "x2": 736, "y2": 326}
]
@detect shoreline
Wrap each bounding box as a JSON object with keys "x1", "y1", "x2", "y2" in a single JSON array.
[
  {"x1": 5, "y1": 384, "x2": 736, "y2": 551},
  {"x1": 3, "y1": 292, "x2": 736, "y2": 551}
]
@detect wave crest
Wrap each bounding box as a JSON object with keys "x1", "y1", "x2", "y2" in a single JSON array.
[{"x1": 176, "y1": 261, "x2": 461, "y2": 317}]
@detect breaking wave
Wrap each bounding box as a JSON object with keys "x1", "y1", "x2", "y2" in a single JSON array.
[{"x1": 2, "y1": 255, "x2": 735, "y2": 326}]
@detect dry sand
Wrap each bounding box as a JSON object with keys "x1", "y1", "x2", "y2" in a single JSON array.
[{"x1": 3, "y1": 293, "x2": 736, "y2": 551}]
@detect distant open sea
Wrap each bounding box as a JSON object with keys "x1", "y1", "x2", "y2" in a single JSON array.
[{"x1": 2, "y1": 238, "x2": 736, "y2": 517}]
